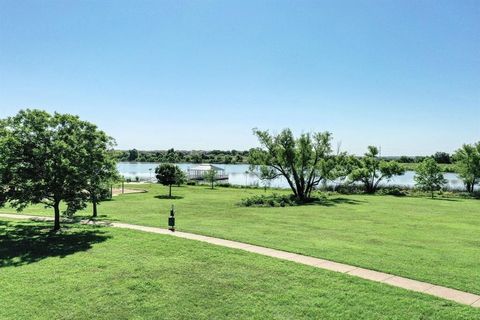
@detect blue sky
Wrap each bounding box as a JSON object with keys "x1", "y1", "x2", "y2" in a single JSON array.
[{"x1": 1, "y1": 0, "x2": 479, "y2": 155}]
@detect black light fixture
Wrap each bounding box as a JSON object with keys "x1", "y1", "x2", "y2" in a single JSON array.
[{"x1": 168, "y1": 205, "x2": 175, "y2": 231}]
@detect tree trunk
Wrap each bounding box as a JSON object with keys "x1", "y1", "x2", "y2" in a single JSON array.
[
  {"x1": 92, "y1": 200, "x2": 98, "y2": 217},
  {"x1": 169, "y1": 184, "x2": 172, "y2": 197},
  {"x1": 365, "y1": 181, "x2": 374, "y2": 194},
  {"x1": 53, "y1": 200, "x2": 61, "y2": 231},
  {"x1": 211, "y1": 180, "x2": 214, "y2": 189}
]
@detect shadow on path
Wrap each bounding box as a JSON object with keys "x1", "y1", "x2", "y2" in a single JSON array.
[{"x1": 0, "y1": 220, "x2": 110, "y2": 268}]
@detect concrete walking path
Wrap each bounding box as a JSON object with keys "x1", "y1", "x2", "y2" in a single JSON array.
[{"x1": 1, "y1": 212, "x2": 479, "y2": 308}]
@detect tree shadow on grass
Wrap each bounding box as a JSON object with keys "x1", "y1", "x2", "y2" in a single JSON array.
[
  {"x1": 0, "y1": 220, "x2": 110, "y2": 268},
  {"x1": 428, "y1": 197, "x2": 460, "y2": 202},
  {"x1": 154, "y1": 195, "x2": 184, "y2": 200},
  {"x1": 303, "y1": 197, "x2": 365, "y2": 207}
]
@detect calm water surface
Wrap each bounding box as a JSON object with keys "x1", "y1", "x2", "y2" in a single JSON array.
[{"x1": 117, "y1": 162, "x2": 465, "y2": 190}]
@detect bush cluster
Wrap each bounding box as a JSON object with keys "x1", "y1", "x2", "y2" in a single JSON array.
[
  {"x1": 240, "y1": 193, "x2": 298, "y2": 207},
  {"x1": 377, "y1": 187, "x2": 408, "y2": 197}
]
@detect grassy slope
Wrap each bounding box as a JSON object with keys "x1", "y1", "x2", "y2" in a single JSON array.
[
  {"x1": 5, "y1": 184, "x2": 480, "y2": 294},
  {"x1": 1, "y1": 219, "x2": 479, "y2": 320}
]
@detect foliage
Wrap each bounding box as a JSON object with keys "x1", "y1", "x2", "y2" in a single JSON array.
[
  {"x1": 240, "y1": 192, "x2": 328, "y2": 207},
  {"x1": 0, "y1": 109, "x2": 115, "y2": 230},
  {"x1": 114, "y1": 149, "x2": 250, "y2": 164},
  {"x1": 414, "y1": 158, "x2": 447, "y2": 198},
  {"x1": 241, "y1": 193, "x2": 297, "y2": 207},
  {"x1": 377, "y1": 186, "x2": 408, "y2": 197},
  {"x1": 155, "y1": 163, "x2": 185, "y2": 197},
  {"x1": 453, "y1": 142, "x2": 480, "y2": 193},
  {"x1": 203, "y1": 169, "x2": 217, "y2": 189},
  {"x1": 433, "y1": 151, "x2": 451, "y2": 164},
  {"x1": 249, "y1": 128, "x2": 339, "y2": 202},
  {"x1": 175, "y1": 168, "x2": 187, "y2": 186},
  {"x1": 349, "y1": 146, "x2": 405, "y2": 193},
  {"x1": 398, "y1": 156, "x2": 415, "y2": 163},
  {"x1": 79, "y1": 121, "x2": 119, "y2": 217},
  {"x1": 127, "y1": 149, "x2": 138, "y2": 161},
  {"x1": 249, "y1": 165, "x2": 279, "y2": 191},
  {"x1": 398, "y1": 162, "x2": 456, "y2": 173}
]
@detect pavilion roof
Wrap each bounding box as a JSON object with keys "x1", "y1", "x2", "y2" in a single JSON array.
[{"x1": 188, "y1": 164, "x2": 224, "y2": 171}]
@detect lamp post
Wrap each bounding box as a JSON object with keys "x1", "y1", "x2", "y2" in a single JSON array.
[{"x1": 168, "y1": 204, "x2": 175, "y2": 231}]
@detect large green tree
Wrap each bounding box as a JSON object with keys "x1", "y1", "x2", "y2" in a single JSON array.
[
  {"x1": 414, "y1": 157, "x2": 447, "y2": 198},
  {"x1": 0, "y1": 109, "x2": 116, "y2": 230},
  {"x1": 453, "y1": 142, "x2": 480, "y2": 193},
  {"x1": 249, "y1": 128, "x2": 338, "y2": 202},
  {"x1": 349, "y1": 146, "x2": 405, "y2": 193}
]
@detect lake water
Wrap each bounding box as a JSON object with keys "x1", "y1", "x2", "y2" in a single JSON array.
[{"x1": 117, "y1": 162, "x2": 466, "y2": 190}]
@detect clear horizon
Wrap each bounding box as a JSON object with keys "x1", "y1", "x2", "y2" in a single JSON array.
[{"x1": 1, "y1": 1, "x2": 479, "y2": 156}]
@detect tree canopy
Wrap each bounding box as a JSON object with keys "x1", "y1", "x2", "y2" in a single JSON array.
[
  {"x1": 453, "y1": 142, "x2": 480, "y2": 193},
  {"x1": 414, "y1": 157, "x2": 446, "y2": 198},
  {"x1": 249, "y1": 128, "x2": 338, "y2": 201},
  {"x1": 0, "y1": 109, "x2": 117, "y2": 230},
  {"x1": 250, "y1": 165, "x2": 279, "y2": 191},
  {"x1": 349, "y1": 146, "x2": 405, "y2": 193},
  {"x1": 203, "y1": 169, "x2": 218, "y2": 189},
  {"x1": 155, "y1": 163, "x2": 185, "y2": 197},
  {"x1": 80, "y1": 122, "x2": 119, "y2": 217}
]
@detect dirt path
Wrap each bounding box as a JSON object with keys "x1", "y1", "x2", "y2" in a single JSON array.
[{"x1": 111, "y1": 188, "x2": 146, "y2": 196}]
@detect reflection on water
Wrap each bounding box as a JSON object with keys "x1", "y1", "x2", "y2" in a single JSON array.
[{"x1": 117, "y1": 162, "x2": 466, "y2": 190}]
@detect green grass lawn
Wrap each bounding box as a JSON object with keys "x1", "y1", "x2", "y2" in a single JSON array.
[
  {"x1": 4, "y1": 184, "x2": 480, "y2": 295},
  {"x1": 1, "y1": 219, "x2": 479, "y2": 319}
]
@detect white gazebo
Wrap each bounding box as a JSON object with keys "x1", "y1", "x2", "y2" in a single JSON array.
[{"x1": 187, "y1": 164, "x2": 228, "y2": 181}]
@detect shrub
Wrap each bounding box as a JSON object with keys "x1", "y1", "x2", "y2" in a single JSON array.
[
  {"x1": 240, "y1": 193, "x2": 300, "y2": 207},
  {"x1": 377, "y1": 187, "x2": 407, "y2": 197},
  {"x1": 219, "y1": 183, "x2": 232, "y2": 188}
]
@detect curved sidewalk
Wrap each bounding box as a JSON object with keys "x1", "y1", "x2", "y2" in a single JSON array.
[{"x1": 1, "y1": 213, "x2": 479, "y2": 308}]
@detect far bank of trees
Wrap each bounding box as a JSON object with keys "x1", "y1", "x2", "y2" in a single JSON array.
[
  {"x1": 250, "y1": 128, "x2": 479, "y2": 201},
  {"x1": 114, "y1": 147, "x2": 460, "y2": 173},
  {"x1": 114, "y1": 149, "x2": 250, "y2": 164}
]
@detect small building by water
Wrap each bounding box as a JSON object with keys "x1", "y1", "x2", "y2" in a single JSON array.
[{"x1": 187, "y1": 164, "x2": 228, "y2": 181}]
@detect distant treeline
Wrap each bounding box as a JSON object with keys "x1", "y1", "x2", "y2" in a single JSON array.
[
  {"x1": 390, "y1": 152, "x2": 456, "y2": 172},
  {"x1": 112, "y1": 148, "x2": 250, "y2": 164},
  {"x1": 392, "y1": 152, "x2": 453, "y2": 164},
  {"x1": 113, "y1": 149, "x2": 456, "y2": 169}
]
